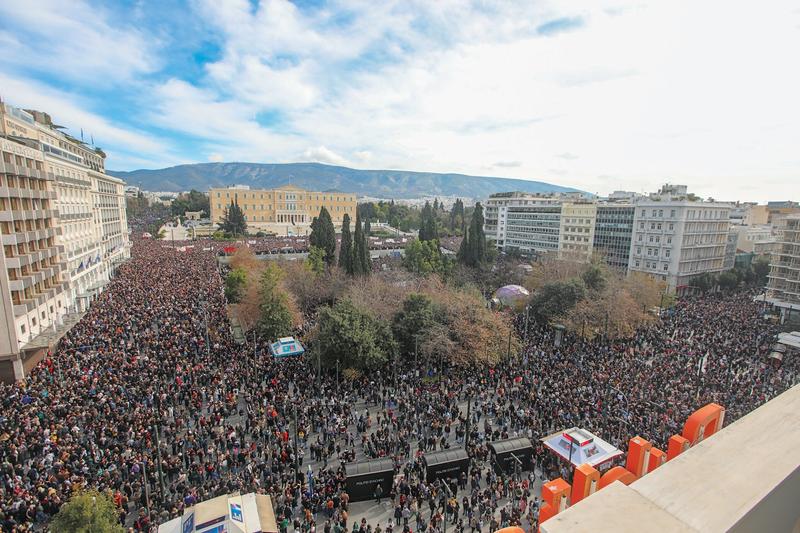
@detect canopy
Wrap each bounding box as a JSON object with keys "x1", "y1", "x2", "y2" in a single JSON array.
[
  {"x1": 269, "y1": 337, "x2": 305, "y2": 358},
  {"x1": 541, "y1": 427, "x2": 622, "y2": 468},
  {"x1": 494, "y1": 285, "x2": 530, "y2": 306}
]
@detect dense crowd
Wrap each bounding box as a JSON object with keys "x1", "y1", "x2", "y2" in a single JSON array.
[{"x1": 0, "y1": 236, "x2": 796, "y2": 532}]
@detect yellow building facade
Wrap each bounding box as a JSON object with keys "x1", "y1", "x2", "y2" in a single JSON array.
[{"x1": 209, "y1": 185, "x2": 357, "y2": 232}]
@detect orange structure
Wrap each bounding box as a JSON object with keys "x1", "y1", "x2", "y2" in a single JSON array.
[
  {"x1": 533, "y1": 402, "x2": 727, "y2": 531},
  {"x1": 598, "y1": 466, "x2": 637, "y2": 489},
  {"x1": 682, "y1": 403, "x2": 725, "y2": 445},
  {"x1": 625, "y1": 436, "x2": 652, "y2": 478},
  {"x1": 570, "y1": 463, "x2": 600, "y2": 505},
  {"x1": 667, "y1": 434, "x2": 691, "y2": 461},
  {"x1": 538, "y1": 478, "x2": 571, "y2": 529},
  {"x1": 648, "y1": 447, "x2": 666, "y2": 472}
]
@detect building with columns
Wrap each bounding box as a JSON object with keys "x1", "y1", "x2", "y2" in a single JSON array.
[{"x1": 209, "y1": 184, "x2": 357, "y2": 234}]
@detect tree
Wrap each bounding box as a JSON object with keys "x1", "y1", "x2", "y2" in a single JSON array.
[
  {"x1": 530, "y1": 279, "x2": 586, "y2": 322},
  {"x1": 309, "y1": 207, "x2": 336, "y2": 265},
  {"x1": 393, "y1": 293, "x2": 436, "y2": 356},
  {"x1": 353, "y1": 211, "x2": 370, "y2": 276},
  {"x1": 403, "y1": 239, "x2": 446, "y2": 275},
  {"x1": 257, "y1": 264, "x2": 295, "y2": 341},
  {"x1": 419, "y1": 201, "x2": 439, "y2": 242},
  {"x1": 314, "y1": 299, "x2": 396, "y2": 370},
  {"x1": 581, "y1": 263, "x2": 607, "y2": 292},
  {"x1": 220, "y1": 201, "x2": 247, "y2": 236},
  {"x1": 171, "y1": 189, "x2": 210, "y2": 217},
  {"x1": 566, "y1": 277, "x2": 651, "y2": 340},
  {"x1": 449, "y1": 198, "x2": 465, "y2": 232},
  {"x1": 694, "y1": 272, "x2": 716, "y2": 293},
  {"x1": 717, "y1": 270, "x2": 739, "y2": 291},
  {"x1": 752, "y1": 257, "x2": 770, "y2": 286},
  {"x1": 364, "y1": 216, "x2": 371, "y2": 236},
  {"x1": 339, "y1": 213, "x2": 354, "y2": 275},
  {"x1": 50, "y1": 490, "x2": 124, "y2": 533},
  {"x1": 224, "y1": 268, "x2": 247, "y2": 303},
  {"x1": 307, "y1": 246, "x2": 326, "y2": 276},
  {"x1": 458, "y1": 202, "x2": 487, "y2": 267}
]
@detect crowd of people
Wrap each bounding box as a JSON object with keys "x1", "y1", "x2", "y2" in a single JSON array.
[{"x1": 0, "y1": 234, "x2": 797, "y2": 532}]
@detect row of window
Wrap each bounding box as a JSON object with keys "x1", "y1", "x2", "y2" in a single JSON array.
[{"x1": 217, "y1": 191, "x2": 354, "y2": 202}]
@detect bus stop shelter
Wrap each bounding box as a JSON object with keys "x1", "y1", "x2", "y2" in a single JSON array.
[
  {"x1": 422, "y1": 448, "x2": 470, "y2": 483},
  {"x1": 345, "y1": 458, "x2": 395, "y2": 502},
  {"x1": 488, "y1": 437, "x2": 533, "y2": 475}
]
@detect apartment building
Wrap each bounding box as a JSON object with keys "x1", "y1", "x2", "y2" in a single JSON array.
[
  {"x1": 558, "y1": 202, "x2": 597, "y2": 260},
  {"x1": 0, "y1": 102, "x2": 129, "y2": 379},
  {"x1": 484, "y1": 192, "x2": 563, "y2": 256},
  {"x1": 766, "y1": 215, "x2": 800, "y2": 320},
  {"x1": 91, "y1": 170, "x2": 129, "y2": 282},
  {"x1": 210, "y1": 184, "x2": 357, "y2": 233},
  {"x1": 485, "y1": 186, "x2": 733, "y2": 287},
  {"x1": 593, "y1": 204, "x2": 635, "y2": 271},
  {"x1": 628, "y1": 193, "x2": 731, "y2": 290},
  {"x1": 730, "y1": 224, "x2": 779, "y2": 256},
  {"x1": 0, "y1": 136, "x2": 68, "y2": 380},
  {"x1": 26, "y1": 110, "x2": 129, "y2": 312}
]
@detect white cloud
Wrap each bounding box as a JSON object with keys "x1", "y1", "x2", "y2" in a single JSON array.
[
  {"x1": 0, "y1": 74, "x2": 177, "y2": 168},
  {"x1": 208, "y1": 153, "x2": 224, "y2": 162},
  {"x1": 0, "y1": 0, "x2": 159, "y2": 83},
  {"x1": 301, "y1": 146, "x2": 350, "y2": 166}
]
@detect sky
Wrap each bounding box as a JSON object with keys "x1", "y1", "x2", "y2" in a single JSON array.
[{"x1": 0, "y1": 0, "x2": 798, "y2": 202}]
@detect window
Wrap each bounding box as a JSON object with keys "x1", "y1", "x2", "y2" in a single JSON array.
[
  {"x1": 668, "y1": 223, "x2": 674, "y2": 230},
  {"x1": 663, "y1": 263, "x2": 669, "y2": 271},
  {"x1": 20, "y1": 324, "x2": 26, "y2": 334},
  {"x1": 666, "y1": 249, "x2": 670, "y2": 257}
]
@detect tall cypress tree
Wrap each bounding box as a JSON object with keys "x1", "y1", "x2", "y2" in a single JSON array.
[
  {"x1": 364, "y1": 217, "x2": 371, "y2": 237},
  {"x1": 459, "y1": 202, "x2": 486, "y2": 267},
  {"x1": 310, "y1": 207, "x2": 336, "y2": 265},
  {"x1": 353, "y1": 211, "x2": 370, "y2": 276},
  {"x1": 339, "y1": 213, "x2": 354, "y2": 275}
]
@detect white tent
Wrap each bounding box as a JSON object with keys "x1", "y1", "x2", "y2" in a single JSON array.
[{"x1": 541, "y1": 427, "x2": 623, "y2": 468}]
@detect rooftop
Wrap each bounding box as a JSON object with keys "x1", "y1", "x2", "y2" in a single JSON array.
[{"x1": 541, "y1": 383, "x2": 800, "y2": 533}]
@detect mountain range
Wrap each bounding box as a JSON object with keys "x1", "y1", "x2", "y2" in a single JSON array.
[{"x1": 108, "y1": 162, "x2": 581, "y2": 199}]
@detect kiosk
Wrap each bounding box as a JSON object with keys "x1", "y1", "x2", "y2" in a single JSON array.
[
  {"x1": 422, "y1": 448, "x2": 470, "y2": 483},
  {"x1": 488, "y1": 437, "x2": 533, "y2": 475},
  {"x1": 345, "y1": 458, "x2": 395, "y2": 502}
]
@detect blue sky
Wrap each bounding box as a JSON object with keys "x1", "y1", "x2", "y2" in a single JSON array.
[{"x1": 0, "y1": 0, "x2": 798, "y2": 201}]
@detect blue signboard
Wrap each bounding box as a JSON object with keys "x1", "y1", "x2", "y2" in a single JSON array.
[{"x1": 230, "y1": 502, "x2": 243, "y2": 522}]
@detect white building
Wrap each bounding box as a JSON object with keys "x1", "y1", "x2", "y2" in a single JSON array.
[
  {"x1": 91, "y1": 171, "x2": 129, "y2": 283},
  {"x1": 628, "y1": 189, "x2": 731, "y2": 290},
  {"x1": 484, "y1": 192, "x2": 563, "y2": 256},
  {"x1": 766, "y1": 214, "x2": 800, "y2": 321},
  {"x1": 558, "y1": 202, "x2": 597, "y2": 260},
  {"x1": 31, "y1": 113, "x2": 127, "y2": 312},
  {"x1": 0, "y1": 133, "x2": 68, "y2": 380},
  {"x1": 730, "y1": 224, "x2": 779, "y2": 256},
  {"x1": 0, "y1": 102, "x2": 129, "y2": 380}
]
